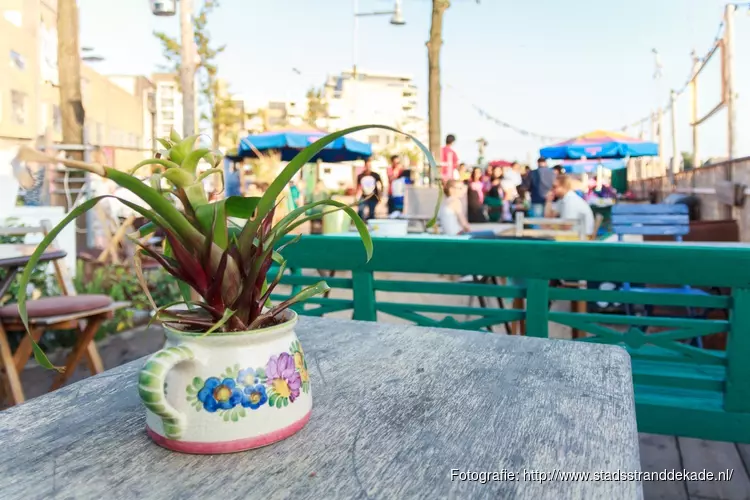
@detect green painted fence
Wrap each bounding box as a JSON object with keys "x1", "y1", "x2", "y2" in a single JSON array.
[{"x1": 272, "y1": 235, "x2": 750, "y2": 443}]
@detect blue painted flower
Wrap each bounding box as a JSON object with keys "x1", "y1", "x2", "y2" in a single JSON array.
[
  {"x1": 237, "y1": 368, "x2": 260, "y2": 387},
  {"x1": 197, "y1": 377, "x2": 242, "y2": 412},
  {"x1": 241, "y1": 384, "x2": 268, "y2": 409}
]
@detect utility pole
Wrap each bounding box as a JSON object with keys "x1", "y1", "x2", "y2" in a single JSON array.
[
  {"x1": 180, "y1": 0, "x2": 196, "y2": 137},
  {"x1": 689, "y1": 50, "x2": 700, "y2": 168},
  {"x1": 669, "y1": 90, "x2": 678, "y2": 181},
  {"x1": 427, "y1": 0, "x2": 449, "y2": 178},
  {"x1": 57, "y1": 0, "x2": 88, "y2": 250},
  {"x1": 724, "y1": 3, "x2": 736, "y2": 160}
]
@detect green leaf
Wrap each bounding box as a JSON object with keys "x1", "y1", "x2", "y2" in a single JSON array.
[
  {"x1": 223, "y1": 411, "x2": 231, "y2": 422},
  {"x1": 283, "y1": 398, "x2": 288, "y2": 407},
  {"x1": 231, "y1": 410, "x2": 239, "y2": 422},
  {"x1": 280, "y1": 199, "x2": 372, "y2": 261},
  {"x1": 250, "y1": 281, "x2": 330, "y2": 329},
  {"x1": 239, "y1": 408, "x2": 246, "y2": 417},
  {"x1": 275, "y1": 398, "x2": 283, "y2": 409},
  {"x1": 181, "y1": 148, "x2": 213, "y2": 174},
  {"x1": 128, "y1": 158, "x2": 181, "y2": 175},
  {"x1": 200, "y1": 308, "x2": 236, "y2": 336},
  {"x1": 162, "y1": 167, "x2": 195, "y2": 188},
  {"x1": 107, "y1": 168, "x2": 205, "y2": 250},
  {"x1": 194, "y1": 196, "x2": 261, "y2": 249},
  {"x1": 255, "y1": 367, "x2": 266, "y2": 380},
  {"x1": 14, "y1": 194, "x2": 176, "y2": 371},
  {"x1": 192, "y1": 377, "x2": 204, "y2": 389},
  {"x1": 269, "y1": 393, "x2": 277, "y2": 406}
]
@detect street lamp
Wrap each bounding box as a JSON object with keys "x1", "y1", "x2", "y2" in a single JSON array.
[{"x1": 149, "y1": 0, "x2": 176, "y2": 16}]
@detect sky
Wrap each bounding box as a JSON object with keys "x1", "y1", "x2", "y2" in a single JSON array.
[{"x1": 78, "y1": 0, "x2": 750, "y2": 164}]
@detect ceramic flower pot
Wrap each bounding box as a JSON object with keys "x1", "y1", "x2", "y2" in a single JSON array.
[{"x1": 137, "y1": 309, "x2": 312, "y2": 454}]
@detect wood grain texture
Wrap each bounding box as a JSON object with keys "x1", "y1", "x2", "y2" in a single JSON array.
[
  {"x1": 678, "y1": 437, "x2": 750, "y2": 500},
  {"x1": 637, "y1": 434, "x2": 687, "y2": 500},
  {"x1": 0, "y1": 317, "x2": 641, "y2": 500}
]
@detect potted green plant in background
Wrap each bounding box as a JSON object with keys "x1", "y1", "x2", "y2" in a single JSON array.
[{"x1": 14, "y1": 126, "x2": 437, "y2": 454}]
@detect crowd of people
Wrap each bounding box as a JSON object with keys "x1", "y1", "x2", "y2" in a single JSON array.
[{"x1": 435, "y1": 134, "x2": 599, "y2": 238}]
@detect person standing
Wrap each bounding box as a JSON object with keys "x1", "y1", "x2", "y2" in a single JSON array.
[
  {"x1": 528, "y1": 157, "x2": 555, "y2": 217},
  {"x1": 387, "y1": 154, "x2": 406, "y2": 214},
  {"x1": 356, "y1": 158, "x2": 383, "y2": 221},
  {"x1": 440, "y1": 134, "x2": 459, "y2": 183},
  {"x1": 225, "y1": 162, "x2": 242, "y2": 197}
]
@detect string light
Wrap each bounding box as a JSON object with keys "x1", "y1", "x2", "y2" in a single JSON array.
[{"x1": 449, "y1": 5, "x2": 743, "y2": 141}]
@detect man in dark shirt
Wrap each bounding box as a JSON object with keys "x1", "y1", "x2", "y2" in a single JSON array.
[
  {"x1": 528, "y1": 157, "x2": 556, "y2": 217},
  {"x1": 356, "y1": 158, "x2": 383, "y2": 221}
]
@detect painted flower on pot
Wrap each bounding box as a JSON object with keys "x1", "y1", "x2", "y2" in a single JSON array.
[
  {"x1": 290, "y1": 340, "x2": 310, "y2": 394},
  {"x1": 266, "y1": 352, "x2": 302, "y2": 408},
  {"x1": 197, "y1": 377, "x2": 243, "y2": 412},
  {"x1": 237, "y1": 367, "x2": 266, "y2": 387},
  {"x1": 242, "y1": 384, "x2": 268, "y2": 410}
]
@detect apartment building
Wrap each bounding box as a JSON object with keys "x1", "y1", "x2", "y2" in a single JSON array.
[
  {"x1": 322, "y1": 69, "x2": 427, "y2": 153},
  {"x1": 0, "y1": 0, "x2": 153, "y2": 170},
  {"x1": 151, "y1": 73, "x2": 185, "y2": 141}
]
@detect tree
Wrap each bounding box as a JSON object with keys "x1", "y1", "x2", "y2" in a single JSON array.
[
  {"x1": 154, "y1": 0, "x2": 238, "y2": 148},
  {"x1": 305, "y1": 87, "x2": 328, "y2": 129},
  {"x1": 57, "y1": 0, "x2": 88, "y2": 249},
  {"x1": 681, "y1": 151, "x2": 695, "y2": 171}
]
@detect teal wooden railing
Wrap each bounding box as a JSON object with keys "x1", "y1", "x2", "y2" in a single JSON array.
[{"x1": 272, "y1": 235, "x2": 750, "y2": 443}]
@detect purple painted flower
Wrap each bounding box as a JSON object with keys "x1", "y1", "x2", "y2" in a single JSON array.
[{"x1": 266, "y1": 352, "x2": 302, "y2": 402}]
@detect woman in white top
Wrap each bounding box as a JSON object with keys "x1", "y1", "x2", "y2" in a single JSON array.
[{"x1": 439, "y1": 180, "x2": 496, "y2": 238}]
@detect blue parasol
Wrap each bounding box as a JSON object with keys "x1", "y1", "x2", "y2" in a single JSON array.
[
  {"x1": 237, "y1": 129, "x2": 372, "y2": 163},
  {"x1": 540, "y1": 130, "x2": 658, "y2": 160}
]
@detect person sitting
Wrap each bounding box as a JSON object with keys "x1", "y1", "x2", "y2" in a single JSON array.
[
  {"x1": 467, "y1": 167, "x2": 487, "y2": 223},
  {"x1": 544, "y1": 174, "x2": 595, "y2": 236},
  {"x1": 439, "y1": 181, "x2": 495, "y2": 238},
  {"x1": 510, "y1": 186, "x2": 529, "y2": 219}
]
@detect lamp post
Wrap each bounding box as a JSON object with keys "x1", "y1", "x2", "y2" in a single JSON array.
[
  {"x1": 149, "y1": 0, "x2": 196, "y2": 138},
  {"x1": 350, "y1": 0, "x2": 405, "y2": 128}
]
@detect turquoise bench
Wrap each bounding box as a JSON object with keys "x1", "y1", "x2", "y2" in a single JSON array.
[{"x1": 272, "y1": 235, "x2": 750, "y2": 443}]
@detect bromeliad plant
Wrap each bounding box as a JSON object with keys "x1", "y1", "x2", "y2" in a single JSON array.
[{"x1": 14, "y1": 126, "x2": 439, "y2": 370}]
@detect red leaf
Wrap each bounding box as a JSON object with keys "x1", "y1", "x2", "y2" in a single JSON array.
[{"x1": 166, "y1": 232, "x2": 209, "y2": 293}]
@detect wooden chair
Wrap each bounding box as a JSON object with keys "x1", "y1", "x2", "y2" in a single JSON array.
[
  {"x1": 0, "y1": 221, "x2": 130, "y2": 406},
  {"x1": 612, "y1": 204, "x2": 712, "y2": 347},
  {"x1": 513, "y1": 212, "x2": 587, "y2": 240}
]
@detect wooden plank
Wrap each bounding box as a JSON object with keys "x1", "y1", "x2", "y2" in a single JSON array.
[
  {"x1": 525, "y1": 279, "x2": 549, "y2": 338},
  {"x1": 725, "y1": 287, "x2": 750, "y2": 412},
  {"x1": 276, "y1": 236, "x2": 750, "y2": 288},
  {"x1": 613, "y1": 204, "x2": 689, "y2": 215},
  {"x1": 0, "y1": 317, "x2": 641, "y2": 499},
  {"x1": 612, "y1": 225, "x2": 690, "y2": 236},
  {"x1": 638, "y1": 433, "x2": 688, "y2": 499},
  {"x1": 678, "y1": 437, "x2": 750, "y2": 499},
  {"x1": 735, "y1": 444, "x2": 750, "y2": 483},
  {"x1": 612, "y1": 214, "x2": 689, "y2": 225},
  {"x1": 351, "y1": 270, "x2": 376, "y2": 321}
]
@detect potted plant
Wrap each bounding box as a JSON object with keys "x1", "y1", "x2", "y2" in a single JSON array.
[{"x1": 14, "y1": 126, "x2": 437, "y2": 454}]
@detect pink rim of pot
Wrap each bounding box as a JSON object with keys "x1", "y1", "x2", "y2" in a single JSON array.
[{"x1": 146, "y1": 409, "x2": 312, "y2": 454}]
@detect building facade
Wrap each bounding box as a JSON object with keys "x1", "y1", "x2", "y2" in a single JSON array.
[
  {"x1": 0, "y1": 0, "x2": 155, "y2": 170},
  {"x1": 322, "y1": 69, "x2": 427, "y2": 155}
]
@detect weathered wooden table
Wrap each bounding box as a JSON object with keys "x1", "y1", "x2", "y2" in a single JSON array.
[{"x1": 0, "y1": 317, "x2": 642, "y2": 499}]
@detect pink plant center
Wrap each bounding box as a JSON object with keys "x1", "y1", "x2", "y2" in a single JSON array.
[
  {"x1": 272, "y1": 378, "x2": 291, "y2": 398},
  {"x1": 213, "y1": 385, "x2": 232, "y2": 402}
]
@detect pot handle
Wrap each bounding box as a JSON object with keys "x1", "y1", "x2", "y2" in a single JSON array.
[{"x1": 138, "y1": 345, "x2": 202, "y2": 440}]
